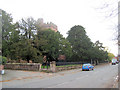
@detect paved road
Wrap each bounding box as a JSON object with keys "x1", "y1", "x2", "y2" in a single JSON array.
[{"x1": 1, "y1": 63, "x2": 118, "y2": 88}]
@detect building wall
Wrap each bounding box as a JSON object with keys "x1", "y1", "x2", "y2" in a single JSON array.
[{"x1": 37, "y1": 18, "x2": 58, "y2": 32}]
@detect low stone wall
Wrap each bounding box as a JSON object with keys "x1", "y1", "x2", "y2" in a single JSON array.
[
  {"x1": 4, "y1": 63, "x2": 41, "y2": 71},
  {"x1": 0, "y1": 65, "x2": 4, "y2": 71},
  {"x1": 56, "y1": 65, "x2": 82, "y2": 72}
]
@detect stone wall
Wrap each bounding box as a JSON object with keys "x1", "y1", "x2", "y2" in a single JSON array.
[
  {"x1": 0, "y1": 65, "x2": 4, "y2": 71},
  {"x1": 4, "y1": 63, "x2": 41, "y2": 71},
  {"x1": 4, "y1": 63, "x2": 82, "y2": 72}
]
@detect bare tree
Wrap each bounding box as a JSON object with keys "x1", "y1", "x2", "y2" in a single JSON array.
[{"x1": 95, "y1": 0, "x2": 119, "y2": 47}]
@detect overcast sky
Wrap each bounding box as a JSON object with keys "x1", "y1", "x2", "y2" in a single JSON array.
[{"x1": 0, "y1": 0, "x2": 118, "y2": 56}]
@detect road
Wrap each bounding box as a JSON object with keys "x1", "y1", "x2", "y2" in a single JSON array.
[{"x1": 1, "y1": 63, "x2": 118, "y2": 88}]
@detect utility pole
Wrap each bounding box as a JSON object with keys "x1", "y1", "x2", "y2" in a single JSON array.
[
  {"x1": 118, "y1": 2, "x2": 120, "y2": 61},
  {"x1": 0, "y1": 9, "x2": 2, "y2": 56},
  {"x1": 118, "y1": 2, "x2": 120, "y2": 89}
]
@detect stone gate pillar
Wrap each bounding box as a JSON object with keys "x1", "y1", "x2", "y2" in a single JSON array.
[
  {"x1": 38, "y1": 64, "x2": 42, "y2": 71},
  {"x1": 50, "y1": 61, "x2": 56, "y2": 73}
]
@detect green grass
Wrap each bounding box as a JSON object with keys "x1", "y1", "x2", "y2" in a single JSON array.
[
  {"x1": 41, "y1": 64, "x2": 81, "y2": 68},
  {"x1": 41, "y1": 66, "x2": 50, "y2": 69}
]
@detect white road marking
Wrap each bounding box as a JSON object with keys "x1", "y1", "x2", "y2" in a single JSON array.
[{"x1": 56, "y1": 82, "x2": 69, "y2": 86}]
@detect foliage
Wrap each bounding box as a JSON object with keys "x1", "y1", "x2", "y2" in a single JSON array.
[
  {"x1": 67, "y1": 25, "x2": 93, "y2": 62},
  {"x1": 0, "y1": 56, "x2": 7, "y2": 65},
  {"x1": 36, "y1": 29, "x2": 72, "y2": 62},
  {"x1": 108, "y1": 53, "x2": 115, "y2": 61},
  {"x1": 67, "y1": 25, "x2": 108, "y2": 63},
  {"x1": 2, "y1": 9, "x2": 109, "y2": 64},
  {"x1": 2, "y1": 9, "x2": 16, "y2": 59}
]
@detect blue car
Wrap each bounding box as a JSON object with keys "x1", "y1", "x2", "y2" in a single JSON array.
[{"x1": 82, "y1": 63, "x2": 94, "y2": 71}]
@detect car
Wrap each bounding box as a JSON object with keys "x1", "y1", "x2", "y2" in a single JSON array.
[
  {"x1": 112, "y1": 58, "x2": 117, "y2": 65},
  {"x1": 116, "y1": 61, "x2": 119, "y2": 64},
  {"x1": 82, "y1": 63, "x2": 94, "y2": 71}
]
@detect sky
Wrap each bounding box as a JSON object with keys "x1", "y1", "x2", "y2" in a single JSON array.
[{"x1": 0, "y1": 0, "x2": 118, "y2": 56}]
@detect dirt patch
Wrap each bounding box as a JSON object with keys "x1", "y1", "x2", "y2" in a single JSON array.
[{"x1": 1, "y1": 75, "x2": 45, "y2": 82}]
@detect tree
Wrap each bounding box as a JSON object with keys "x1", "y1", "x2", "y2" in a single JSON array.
[
  {"x1": 92, "y1": 40, "x2": 108, "y2": 63},
  {"x1": 18, "y1": 17, "x2": 36, "y2": 39},
  {"x1": 67, "y1": 25, "x2": 93, "y2": 62},
  {"x1": 108, "y1": 53, "x2": 115, "y2": 62},
  {"x1": 58, "y1": 36, "x2": 73, "y2": 61},
  {"x1": 67, "y1": 25, "x2": 108, "y2": 63},
  {"x1": 36, "y1": 29, "x2": 72, "y2": 62},
  {"x1": 2, "y1": 9, "x2": 16, "y2": 59}
]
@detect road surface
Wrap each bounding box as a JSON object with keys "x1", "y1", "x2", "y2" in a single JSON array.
[{"x1": 1, "y1": 63, "x2": 118, "y2": 88}]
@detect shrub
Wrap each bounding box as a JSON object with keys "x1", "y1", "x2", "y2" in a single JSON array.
[{"x1": 0, "y1": 56, "x2": 7, "y2": 65}]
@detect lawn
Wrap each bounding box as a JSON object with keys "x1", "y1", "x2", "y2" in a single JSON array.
[
  {"x1": 41, "y1": 66, "x2": 50, "y2": 69},
  {"x1": 41, "y1": 64, "x2": 81, "y2": 68}
]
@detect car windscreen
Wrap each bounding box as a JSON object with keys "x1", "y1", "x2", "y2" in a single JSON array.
[
  {"x1": 112, "y1": 59, "x2": 117, "y2": 62},
  {"x1": 83, "y1": 64, "x2": 91, "y2": 66}
]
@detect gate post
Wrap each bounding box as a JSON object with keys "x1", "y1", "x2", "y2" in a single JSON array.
[
  {"x1": 50, "y1": 61, "x2": 57, "y2": 73},
  {"x1": 38, "y1": 64, "x2": 42, "y2": 71}
]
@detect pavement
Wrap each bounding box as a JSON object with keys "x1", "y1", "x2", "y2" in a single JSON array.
[{"x1": 0, "y1": 63, "x2": 119, "y2": 88}]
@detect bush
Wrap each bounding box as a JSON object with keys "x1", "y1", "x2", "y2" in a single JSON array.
[{"x1": 0, "y1": 56, "x2": 7, "y2": 65}]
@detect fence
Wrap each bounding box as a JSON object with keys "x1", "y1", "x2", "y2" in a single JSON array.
[
  {"x1": 56, "y1": 60, "x2": 109, "y2": 66},
  {"x1": 56, "y1": 62, "x2": 83, "y2": 66},
  {"x1": 99, "y1": 60, "x2": 109, "y2": 63}
]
